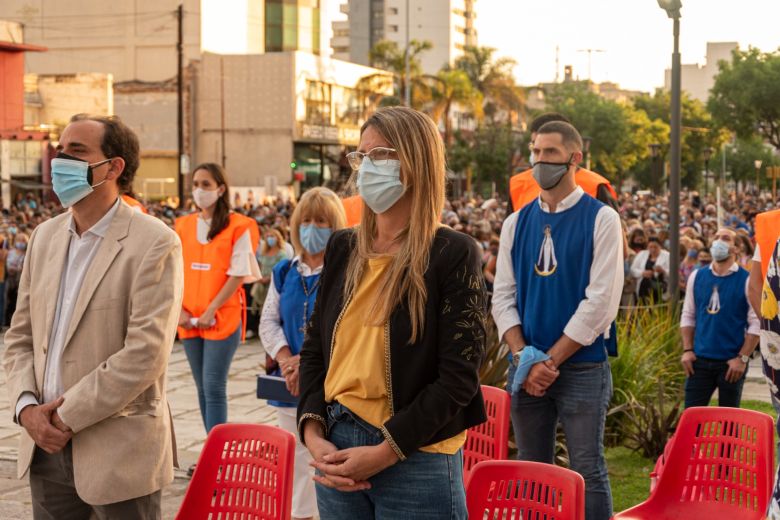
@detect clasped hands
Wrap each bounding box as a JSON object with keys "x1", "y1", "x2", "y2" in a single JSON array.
[
  {"x1": 522, "y1": 359, "x2": 559, "y2": 397},
  {"x1": 305, "y1": 425, "x2": 398, "y2": 492},
  {"x1": 19, "y1": 396, "x2": 72, "y2": 454}
]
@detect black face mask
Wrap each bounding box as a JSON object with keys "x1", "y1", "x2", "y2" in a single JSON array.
[{"x1": 631, "y1": 241, "x2": 647, "y2": 249}]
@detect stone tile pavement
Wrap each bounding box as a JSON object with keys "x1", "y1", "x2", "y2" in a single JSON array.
[{"x1": 0, "y1": 338, "x2": 275, "y2": 519}]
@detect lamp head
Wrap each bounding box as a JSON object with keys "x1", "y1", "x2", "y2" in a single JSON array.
[
  {"x1": 755, "y1": 159, "x2": 764, "y2": 169},
  {"x1": 657, "y1": 0, "x2": 682, "y2": 18}
]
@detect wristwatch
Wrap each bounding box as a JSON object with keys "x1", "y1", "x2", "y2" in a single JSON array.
[{"x1": 739, "y1": 354, "x2": 750, "y2": 364}]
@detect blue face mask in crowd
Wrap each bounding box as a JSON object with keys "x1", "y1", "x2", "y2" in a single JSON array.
[
  {"x1": 357, "y1": 157, "x2": 405, "y2": 214},
  {"x1": 51, "y1": 152, "x2": 112, "y2": 208},
  {"x1": 15, "y1": 242, "x2": 26, "y2": 251},
  {"x1": 299, "y1": 224, "x2": 332, "y2": 254},
  {"x1": 266, "y1": 236, "x2": 277, "y2": 247},
  {"x1": 710, "y1": 239, "x2": 731, "y2": 262}
]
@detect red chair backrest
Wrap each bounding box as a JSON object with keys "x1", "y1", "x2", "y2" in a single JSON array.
[
  {"x1": 647, "y1": 406, "x2": 775, "y2": 517},
  {"x1": 176, "y1": 423, "x2": 295, "y2": 520},
  {"x1": 466, "y1": 460, "x2": 585, "y2": 520},
  {"x1": 463, "y1": 385, "x2": 511, "y2": 485}
]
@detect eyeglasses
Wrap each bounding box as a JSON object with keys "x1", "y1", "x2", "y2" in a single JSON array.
[{"x1": 346, "y1": 147, "x2": 397, "y2": 171}]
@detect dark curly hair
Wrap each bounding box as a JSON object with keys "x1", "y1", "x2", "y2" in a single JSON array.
[{"x1": 69, "y1": 114, "x2": 139, "y2": 194}]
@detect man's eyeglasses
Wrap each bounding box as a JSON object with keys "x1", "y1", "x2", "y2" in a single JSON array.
[{"x1": 346, "y1": 147, "x2": 397, "y2": 171}]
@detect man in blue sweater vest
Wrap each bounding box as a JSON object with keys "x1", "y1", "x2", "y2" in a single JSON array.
[
  {"x1": 492, "y1": 121, "x2": 623, "y2": 520},
  {"x1": 680, "y1": 228, "x2": 759, "y2": 408}
]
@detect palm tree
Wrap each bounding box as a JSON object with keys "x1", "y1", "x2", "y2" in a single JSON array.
[
  {"x1": 354, "y1": 39, "x2": 437, "y2": 112},
  {"x1": 454, "y1": 46, "x2": 525, "y2": 124},
  {"x1": 427, "y1": 69, "x2": 483, "y2": 146}
]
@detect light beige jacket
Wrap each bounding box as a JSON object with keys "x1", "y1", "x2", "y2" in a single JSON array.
[{"x1": 2, "y1": 201, "x2": 183, "y2": 505}]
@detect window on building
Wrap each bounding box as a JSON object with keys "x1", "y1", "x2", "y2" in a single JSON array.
[
  {"x1": 305, "y1": 80, "x2": 331, "y2": 126},
  {"x1": 389, "y1": 25, "x2": 398, "y2": 32},
  {"x1": 389, "y1": 7, "x2": 399, "y2": 15},
  {"x1": 265, "y1": 0, "x2": 321, "y2": 55}
]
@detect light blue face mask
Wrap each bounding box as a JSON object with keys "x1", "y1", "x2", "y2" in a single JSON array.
[
  {"x1": 299, "y1": 224, "x2": 332, "y2": 254},
  {"x1": 51, "y1": 152, "x2": 111, "y2": 208},
  {"x1": 710, "y1": 239, "x2": 731, "y2": 262},
  {"x1": 266, "y1": 236, "x2": 277, "y2": 247},
  {"x1": 357, "y1": 157, "x2": 405, "y2": 214}
]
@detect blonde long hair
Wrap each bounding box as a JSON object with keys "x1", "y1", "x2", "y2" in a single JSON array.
[{"x1": 344, "y1": 106, "x2": 445, "y2": 342}]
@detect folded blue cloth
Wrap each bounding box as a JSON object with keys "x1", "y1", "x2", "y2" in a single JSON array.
[{"x1": 510, "y1": 346, "x2": 551, "y2": 394}]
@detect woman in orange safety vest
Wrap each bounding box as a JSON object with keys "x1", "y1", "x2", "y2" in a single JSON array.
[{"x1": 175, "y1": 163, "x2": 260, "y2": 443}]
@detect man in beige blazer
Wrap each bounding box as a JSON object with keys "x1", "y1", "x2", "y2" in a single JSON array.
[{"x1": 3, "y1": 114, "x2": 183, "y2": 519}]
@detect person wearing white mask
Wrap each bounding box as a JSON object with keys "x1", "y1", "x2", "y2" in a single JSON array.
[
  {"x1": 174, "y1": 163, "x2": 260, "y2": 476},
  {"x1": 259, "y1": 187, "x2": 346, "y2": 520},
  {"x1": 298, "y1": 107, "x2": 487, "y2": 519},
  {"x1": 680, "y1": 227, "x2": 759, "y2": 408}
]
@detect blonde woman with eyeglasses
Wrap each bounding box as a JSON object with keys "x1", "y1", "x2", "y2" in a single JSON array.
[{"x1": 297, "y1": 106, "x2": 488, "y2": 519}]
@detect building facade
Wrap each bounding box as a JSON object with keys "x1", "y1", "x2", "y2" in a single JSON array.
[
  {"x1": 194, "y1": 51, "x2": 390, "y2": 196},
  {"x1": 331, "y1": 0, "x2": 477, "y2": 75},
  {"x1": 664, "y1": 42, "x2": 738, "y2": 103}
]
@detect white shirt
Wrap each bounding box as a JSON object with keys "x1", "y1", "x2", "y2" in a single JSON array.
[
  {"x1": 196, "y1": 217, "x2": 261, "y2": 282},
  {"x1": 16, "y1": 199, "x2": 121, "y2": 423},
  {"x1": 259, "y1": 257, "x2": 322, "y2": 359},
  {"x1": 491, "y1": 186, "x2": 624, "y2": 347},
  {"x1": 680, "y1": 262, "x2": 760, "y2": 335},
  {"x1": 629, "y1": 249, "x2": 671, "y2": 297}
]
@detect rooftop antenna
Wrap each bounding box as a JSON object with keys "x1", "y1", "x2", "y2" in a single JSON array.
[{"x1": 577, "y1": 48, "x2": 606, "y2": 81}]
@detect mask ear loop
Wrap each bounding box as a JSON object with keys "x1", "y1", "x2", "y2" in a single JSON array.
[{"x1": 88, "y1": 158, "x2": 113, "y2": 188}]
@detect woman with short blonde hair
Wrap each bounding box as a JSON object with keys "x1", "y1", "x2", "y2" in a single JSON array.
[
  {"x1": 259, "y1": 186, "x2": 346, "y2": 520},
  {"x1": 298, "y1": 107, "x2": 487, "y2": 519}
]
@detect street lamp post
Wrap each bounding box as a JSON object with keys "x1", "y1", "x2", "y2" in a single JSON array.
[
  {"x1": 755, "y1": 159, "x2": 763, "y2": 195},
  {"x1": 657, "y1": 0, "x2": 682, "y2": 309},
  {"x1": 703, "y1": 146, "x2": 713, "y2": 197},
  {"x1": 582, "y1": 136, "x2": 593, "y2": 171},
  {"x1": 649, "y1": 143, "x2": 661, "y2": 194}
]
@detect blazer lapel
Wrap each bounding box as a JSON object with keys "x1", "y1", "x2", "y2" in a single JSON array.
[
  {"x1": 61, "y1": 203, "x2": 132, "y2": 351},
  {"x1": 42, "y1": 217, "x2": 73, "y2": 350}
]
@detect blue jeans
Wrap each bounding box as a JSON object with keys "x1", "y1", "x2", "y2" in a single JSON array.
[
  {"x1": 183, "y1": 326, "x2": 241, "y2": 432},
  {"x1": 684, "y1": 357, "x2": 746, "y2": 408},
  {"x1": 508, "y1": 360, "x2": 613, "y2": 520},
  {"x1": 316, "y1": 402, "x2": 467, "y2": 520}
]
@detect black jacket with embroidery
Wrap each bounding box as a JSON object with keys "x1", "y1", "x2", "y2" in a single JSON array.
[{"x1": 297, "y1": 226, "x2": 488, "y2": 460}]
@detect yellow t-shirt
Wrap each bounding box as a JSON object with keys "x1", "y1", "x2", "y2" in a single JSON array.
[{"x1": 324, "y1": 256, "x2": 466, "y2": 455}]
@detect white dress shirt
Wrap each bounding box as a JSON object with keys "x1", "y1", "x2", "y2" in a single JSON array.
[
  {"x1": 259, "y1": 257, "x2": 322, "y2": 359},
  {"x1": 629, "y1": 249, "x2": 671, "y2": 297},
  {"x1": 16, "y1": 199, "x2": 121, "y2": 422},
  {"x1": 680, "y1": 262, "x2": 760, "y2": 335},
  {"x1": 492, "y1": 186, "x2": 624, "y2": 347}
]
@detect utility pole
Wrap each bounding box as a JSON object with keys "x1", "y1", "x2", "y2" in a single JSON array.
[
  {"x1": 176, "y1": 4, "x2": 184, "y2": 206},
  {"x1": 220, "y1": 56, "x2": 226, "y2": 168},
  {"x1": 404, "y1": 0, "x2": 411, "y2": 106},
  {"x1": 176, "y1": 4, "x2": 185, "y2": 207}
]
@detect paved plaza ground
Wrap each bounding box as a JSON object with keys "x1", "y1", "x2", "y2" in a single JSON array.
[{"x1": 0, "y1": 339, "x2": 772, "y2": 519}]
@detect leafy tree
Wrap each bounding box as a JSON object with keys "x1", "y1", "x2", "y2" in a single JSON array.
[
  {"x1": 709, "y1": 48, "x2": 780, "y2": 152},
  {"x1": 470, "y1": 122, "x2": 519, "y2": 195},
  {"x1": 428, "y1": 69, "x2": 483, "y2": 146},
  {"x1": 725, "y1": 136, "x2": 779, "y2": 191},
  {"x1": 633, "y1": 90, "x2": 729, "y2": 189}
]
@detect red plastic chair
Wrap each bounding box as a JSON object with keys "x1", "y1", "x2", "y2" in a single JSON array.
[
  {"x1": 176, "y1": 423, "x2": 295, "y2": 520},
  {"x1": 614, "y1": 406, "x2": 775, "y2": 520},
  {"x1": 466, "y1": 460, "x2": 585, "y2": 520},
  {"x1": 463, "y1": 385, "x2": 511, "y2": 486}
]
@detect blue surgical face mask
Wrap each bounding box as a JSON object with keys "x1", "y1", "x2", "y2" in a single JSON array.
[
  {"x1": 357, "y1": 158, "x2": 405, "y2": 214},
  {"x1": 299, "y1": 224, "x2": 332, "y2": 254},
  {"x1": 51, "y1": 152, "x2": 112, "y2": 208},
  {"x1": 266, "y1": 236, "x2": 277, "y2": 247},
  {"x1": 710, "y1": 239, "x2": 731, "y2": 262},
  {"x1": 15, "y1": 242, "x2": 26, "y2": 251}
]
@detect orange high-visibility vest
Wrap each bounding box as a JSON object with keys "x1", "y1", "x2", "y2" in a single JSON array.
[
  {"x1": 342, "y1": 195, "x2": 363, "y2": 227},
  {"x1": 755, "y1": 209, "x2": 780, "y2": 279},
  {"x1": 176, "y1": 212, "x2": 260, "y2": 340},
  {"x1": 121, "y1": 194, "x2": 148, "y2": 214},
  {"x1": 509, "y1": 168, "x2": 617, "y2": 212}
]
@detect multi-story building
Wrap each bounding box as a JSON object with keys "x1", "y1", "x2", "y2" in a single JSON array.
[
  {"x1": 664, "y1": 42, "x2": 738, "y2": 103},
  {"x1": 331, "y1": 0, "x2": 477, "y2": 75},
  {"x1": 195, "y1": 51, "x2": 390, "y2": 197}
]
